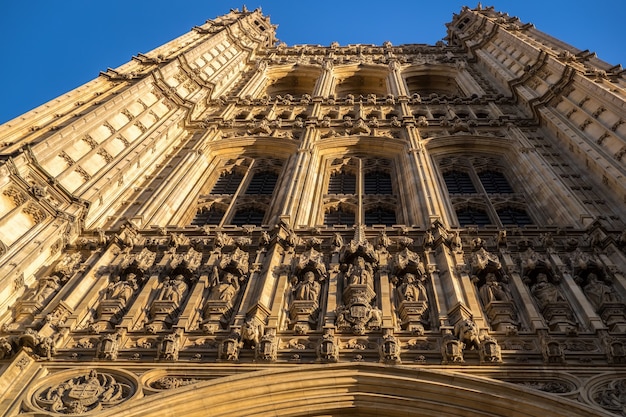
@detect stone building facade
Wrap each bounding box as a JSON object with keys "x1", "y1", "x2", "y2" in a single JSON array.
[{"x1": 0, "y1": 5, "x2": 625, "y2": 416}]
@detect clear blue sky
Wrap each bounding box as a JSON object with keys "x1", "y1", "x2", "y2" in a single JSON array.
[{"x1": 1, "y1": 1, "x2": 624, "y2": 124}]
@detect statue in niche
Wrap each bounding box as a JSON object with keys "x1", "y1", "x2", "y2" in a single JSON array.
[
  {"x1": 104, "y1": 273, "x2": 138, "y2": 304},
  {"x1": 479, "y1": 273, "x2": 511, "y2": 305},
  {"x1": 293, "y1": 271, "x2": 321, "y2": 301},
  {"x1": 208, "y1": 270, "x2": 240, "y2": 303},
  {"x1": 29, "y1": 275, "x2": 61, "y2": 304},
  {"x1": 347, "y1": 256, "x2": 372, "y2": 287},
  {"x1": 158, "y1": 274, "x2": 188, "y2": 306},
  {"x1": 583, "y1": 273, "x2": 620, "y2": 310},
  {"x1": 531, "y1": 273, "x2": 565, "y2": 309},
  {"x1": 396, "y1": 273, "x2": 428, "y2": 303}
]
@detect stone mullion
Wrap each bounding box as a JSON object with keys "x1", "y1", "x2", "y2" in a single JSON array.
[
  {"x1": 550, "y1": 253, "x2": 605, "y2": 331},
  {"x1": 281, "y1": 129, "x2": 316, "y2": 224},
  {"x1": 387, "y1": 61, "x2": 408, "y2": 97},
  {"x1": 312, "y1": 61, "x2": 335, "y2": 98},
  {"x1": 406, "y1": 129, "x2": 452, "y2": 226},
  {"x1": 378, "y1": 257, "x2": 394, "y2": 328},
  {"x1": 423, "y1": 250, "x2": 447, "y2": 329},
  {"x1": 264, "y1": 246, "x2": 294, "y2": 330},
  {"x1": 175, "y1": 272, "x2": 209, "y2": 331},
  {"x1": 323, "y1": 251, "x2": 341, "y2": 327},
  {"x1": 456, "y1": 267, "x2": 487, "y2": 329},
  {"x1": 118, "y1": 263, "x2": 165, "y2": 331},
  {"x1": 499, "y1": 252, "x2": 547, "y2": 331}
]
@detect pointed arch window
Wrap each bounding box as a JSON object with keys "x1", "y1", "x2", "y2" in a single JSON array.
[
  {"x1": 323, "y1": 157, "x2": 398, "y2": 226},
  {"x1": 440, "y1": 157, "x2": 533, "y2": 228}
]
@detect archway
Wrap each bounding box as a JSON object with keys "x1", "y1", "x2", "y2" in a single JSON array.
[{"x1": 99, "y1": 363, "x2": 609, "y2": 417}]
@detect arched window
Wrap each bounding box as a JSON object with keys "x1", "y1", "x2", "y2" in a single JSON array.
[
  {"x1": 497, "y1": 207, "x2": 533, "y2": 226},
  {"x1": 328, "y1": 172, "x2": 356, "y2": 194},
  {"x1": 456, "y1": 207, "x2": 491, "y2": 227},
  {"x1": 246, "y1": 171, "x2": 278, "y2": 195},
  {"x1": 324, "y1": 208, "x2": 355, "y2": 226},
  {"x1": 443, "y1": 171, "x2": 476, "y2": 194},
  {"x1": 211, "y1": 172, "x2": 244, "y2": 195},
  {"x1": 231, "y1": 208, "x2": 265, "y2": 226},
  {"x1": 191, "y1": 207, "x2": 224, "y2": 226},
  {"x1": 364, "y1": 171, "x2": 392, "y2": 195},
  {"x1": 365, "y1": 207, "x2": 396, "y2": 226},
  {"x1": 478, "y1": 170, "x2": 514, "y2": 194}
]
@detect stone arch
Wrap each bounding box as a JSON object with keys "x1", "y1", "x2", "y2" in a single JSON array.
[{"x1": 95, "y1": 363, "x2": 610, "y2": 417}]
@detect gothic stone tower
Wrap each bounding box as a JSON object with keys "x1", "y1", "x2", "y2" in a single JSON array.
[{"x1": 0, "y1": 5, "x2": 625, "y2": 417}]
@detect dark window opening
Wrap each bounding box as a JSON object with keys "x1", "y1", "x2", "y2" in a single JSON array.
[
  {"x1": 497, "y1": 207, "x2": 533, "y2": 226},
  {"x1": 328, "y1": 172, "x2": 356, "y2": 194},
  {"x1": 231, "y1": 209, "x2": 265, "y2": 226},
  {"x1": 191, "y1": 207, "x2": 224, "y2": 226},
  {"x1": 211, "y1": 172, "x2": 244, "y2": 195},
  {"x1": 246, "y1": 171, "x2": 278, "y2": 195},
  {"x1": 478, "y1": 170, "x2": 514, "y2": 194},
  {"x1": 364, "y1": 171, "x2": 392, "y2": 194},
  {"x1": 443, "y1": 171, "x2": 477, "y2": 194},
  {"x1": 365, "y1": 207, "x2": 396, "y2": 226},
  {"x1": 324, "y1": 209, "x2": 355, "y2": 226},
  {"x1": 456, "y1": 207, "x2": 491, "y2": 227}
]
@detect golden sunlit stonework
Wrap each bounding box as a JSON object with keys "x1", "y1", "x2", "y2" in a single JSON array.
[{"x1": 0, "y1": 5, "x2": 625, "y2": 416}]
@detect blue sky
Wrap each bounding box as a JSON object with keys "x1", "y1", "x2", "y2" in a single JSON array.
[{"x1": 1, "y1": 1, "x2": 623, "y2": 124}]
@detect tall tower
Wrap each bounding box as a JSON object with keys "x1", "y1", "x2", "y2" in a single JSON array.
[{"x1": 0, "y1": 6, "x2": 624, "y2": 416}]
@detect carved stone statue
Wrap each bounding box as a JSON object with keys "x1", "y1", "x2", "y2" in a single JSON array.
[
  {"x1": 396, "y1": 273, "x2": 428, "y2": 303},
  {"x1": 479, "y1": 273, "x2": 511, "y2": 305},
  {"x1": 208, "y1": 272, "x2": 240, "y2": 303},
  {"x1": 30, "y1": 275, "x2": 61, "y2": 304},
  {"x1": 293, "y1": 271, "x2": 321, "y2": 301},
  {"x1": 584, "y1": 273, "x2": 620, "y2": 310},
  {"x1": 347, "y1": 256, "x2": 372, "y2": 287},
  {"x1": 531, "y1": 273, "x2": 565, "y2": 309},
  {"x1": 158, "y1": 274, "x2": 188, "y2": 306},
  {"x1": 104, "y1": 274, "x2": 138, "y2": 304}
]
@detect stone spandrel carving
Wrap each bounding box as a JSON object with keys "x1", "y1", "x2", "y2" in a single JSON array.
[
  {"x1": 592, "y1": 378, "x2": 626, "y2": 415},
  {"x1": 32, "y1": 369, "x2": 134, "y2": 414}
]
